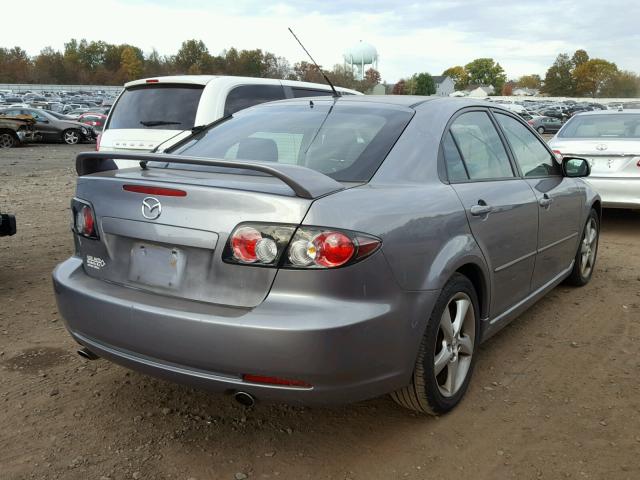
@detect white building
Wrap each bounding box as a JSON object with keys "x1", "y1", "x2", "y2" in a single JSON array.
[{"x1": 432, "y1": 76, "x2": 455, "y2": 97}]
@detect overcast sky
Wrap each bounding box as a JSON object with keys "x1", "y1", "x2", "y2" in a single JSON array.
[{"x1": 1, "y1": 0, "x2": 638, "y2": 82}]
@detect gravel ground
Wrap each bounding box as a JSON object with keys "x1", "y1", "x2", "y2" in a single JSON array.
[{"x1": 1, "y1": 143, "x2": 639, "y2": 480}]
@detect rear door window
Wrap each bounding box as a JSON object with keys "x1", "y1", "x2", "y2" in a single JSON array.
[
  {"x1": 107, "y1": 84, "x2": 204, "y2": 130},
  {"x1": 223, "y1": 85, "x2": 286, "y2": 116}
]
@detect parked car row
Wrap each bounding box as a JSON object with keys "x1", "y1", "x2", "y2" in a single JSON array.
[{"x1": 0, "y1": 89, "x2": 118, "y2": 115}]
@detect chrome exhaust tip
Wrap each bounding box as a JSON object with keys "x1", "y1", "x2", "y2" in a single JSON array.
[
  {"x1": 77, "y1": 347, "x2": 99, "y2": 360},
  {"x1": 233, "y1": 391, "x2": 256, "y2": 407}
]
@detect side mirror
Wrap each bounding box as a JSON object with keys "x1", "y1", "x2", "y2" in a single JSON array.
[{"x1": 562, "y1": 157, "x2": 590, "y2": 177}]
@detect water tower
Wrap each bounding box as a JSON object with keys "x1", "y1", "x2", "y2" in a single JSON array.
[{"x1": 343, "y1": 41, "x2": 378, "y2": 80}]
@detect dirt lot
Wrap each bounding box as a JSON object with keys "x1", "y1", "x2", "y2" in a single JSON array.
[{"x1": 1, "y1": 144, "x2": 639, "y2": 480}]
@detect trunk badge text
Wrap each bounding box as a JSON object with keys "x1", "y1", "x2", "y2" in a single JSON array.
[{"x1": 142, "y1": 197, "x2": 162, "y2": 220}]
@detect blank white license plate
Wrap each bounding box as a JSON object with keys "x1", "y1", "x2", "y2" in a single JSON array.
[{"x1": 128, "y1": 243, "x2": 186, "y2": 289}]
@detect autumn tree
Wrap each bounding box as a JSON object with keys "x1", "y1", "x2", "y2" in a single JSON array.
[
  {"x1": 542, "y1": 53, "x2": 574, "y2": 96},
  {"x1": 413, "y1": 73, "x2": 436, "y2": 95},
  {"x1": 362, "y1": 68, "x2": 381, "y2": 91},
  {"x1": 573, "y1": 59, "x2": 618, "y2": 97},
  {"x1": 33, "y1": 47, "x2": 66, "y2": 83},
  {"x1": 516, "y1": 74, "x2": 542, "y2": 89},
  {"x1": 502, "y1": 82, "x2": 514, "y2": 96},
  {"x1": 392, "y1": 79, "x2": 406, "y2": 95},
  {"x1": 442, "y1": 66, "x2": 469, "y2": 90},
  {"x1": 174, "y1": 39, "x2": 211, "y2": 74},
  {"x1": 464, "y1": 58, "x2": 506, "y2": 93},
  {"x1": 571, "y1": 49, "x2": 589, "y2": 68},
  {"x1": 120, "y1": 46, "x2": 143, "y2": 82},
  {"x1": 604, "y1": 71, "x2": 640, "y2": 97}
]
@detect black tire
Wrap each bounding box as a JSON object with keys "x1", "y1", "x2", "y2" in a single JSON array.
[
  {"x1": 0, "y1": 132, "x2": 17, "y2": 148},
  {"x1": 565, "y1": 209, "x2": 599, "y2": 286},
  {"x1": 391, "y1": 273, "x2": 480, "y2": 415},
  {"x1": 537, "y1": 126, "x2": 545, "y2": 134},
  {"x1": 62, "y1": 129, "x2": 80, "y2": 145}
]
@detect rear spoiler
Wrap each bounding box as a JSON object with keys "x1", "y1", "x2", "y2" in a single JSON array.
[{"x1": 76, "y1": 152, "x2": 345, "y2": 200}]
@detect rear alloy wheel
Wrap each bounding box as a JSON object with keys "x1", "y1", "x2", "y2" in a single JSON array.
[
  {"x1": 537, "y1": 126, "x2": 545, "y2": 134},
  {"x1": 566, "y1": 209, "x2": 599, "y2": 286},
  {"x1": 0, "y1": 132, "x2": 16, "y2": 148},
  {"x1": 391, "y1": 273, "x2": 479, "y2": 414},
  {"x1": 62, "y1": 129, "x2": 80, "y2": 145}
]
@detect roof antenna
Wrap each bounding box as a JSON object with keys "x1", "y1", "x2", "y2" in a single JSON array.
[{"x1": 288, "y1": 27, "x2": 341, "y2": 98}]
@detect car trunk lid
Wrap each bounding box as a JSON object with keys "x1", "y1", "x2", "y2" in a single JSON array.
[{"x1": 73, "y1": 152, "x2": 345, "y2": 308}]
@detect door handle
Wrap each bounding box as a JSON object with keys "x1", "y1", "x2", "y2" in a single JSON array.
[
  {"x1": 470, "y1": 203, "x2": 493, "y2": 216},
  {"x1": 539, "y1": 194, "x2": 553, "y2": 209}
]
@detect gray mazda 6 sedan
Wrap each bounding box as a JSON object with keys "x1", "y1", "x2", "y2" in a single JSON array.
[{"x1": 53, "y1": 96, "x2": 600, "y2": 414}]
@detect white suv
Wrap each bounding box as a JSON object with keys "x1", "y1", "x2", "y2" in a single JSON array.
[{"x1": 99, "y1": 75, "x2": 361, "y2": 162}]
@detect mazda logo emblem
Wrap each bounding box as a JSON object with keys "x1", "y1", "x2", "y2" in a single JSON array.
[{"x1": 141, "y1": 197, "x2": 161, "y2": 220}]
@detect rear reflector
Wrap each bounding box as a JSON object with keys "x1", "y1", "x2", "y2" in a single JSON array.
[
  {"x1": 123, "y1": 185, "x2": 187, "y2": 197},
  {"x1": 242, "y1": 374, "x2": 312, "y2": 388}
]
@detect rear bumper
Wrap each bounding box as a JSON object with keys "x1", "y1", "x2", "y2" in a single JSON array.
[
  {"x1": 53, "y1": 256, "x2": 438, "y2": 405},
  {"x1": 585, "y1": 177, "x2": 640, "y2": 209}
]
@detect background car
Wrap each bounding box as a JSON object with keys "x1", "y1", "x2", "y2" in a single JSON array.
[
  {"x1": 549, "y1": 110, "x2": 640, "y2": 209},
  {"x1": 78, "y1": 113, "x2": 108, "y2": 132},
  {"x1": 528, "y1": 115, "x2": 563, "y2": 134},
  {"x1": 0, "y1": 107, "x2": 95, "y2": 144},
  {"x1": 100, "y1": 75, "x2": 363, "y2": 167}
]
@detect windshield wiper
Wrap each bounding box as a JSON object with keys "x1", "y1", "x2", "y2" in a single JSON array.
[{"x1": 140, "y1": 120, "x2": 182, "y2": 127}]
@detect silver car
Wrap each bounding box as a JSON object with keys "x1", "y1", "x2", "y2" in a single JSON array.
[
  {"x1": 53, "y1": 97, "x2": 600, "y2": 414},
  {"x1": 549, "y1": 109, "x2": 640, "y2": 208}
]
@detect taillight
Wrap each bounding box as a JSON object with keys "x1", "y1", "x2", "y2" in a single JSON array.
[
  {"x1": 552, "y1": 149, "x2": 563, "y2": 161},
  {"x1": 223, "y1": 223, "x2": 381, "y2": 269},
  {"x1": 636, "y1": 158, "x2": 640, "y2": 167},
  {"x1": 225, "y1": 224, "x2": 296, "y2": 266},
  {"x1": 95, "y1": 133, "x2": 101, "y2": 151},
  {"x1": 72, "y1": 199, "x2": 98, "y2": 239}
]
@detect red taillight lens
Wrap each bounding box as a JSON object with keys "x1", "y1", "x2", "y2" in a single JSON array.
[
  {"x1": 231, "y1": 226, "x2": 262, "y2": 263},
  {"x1": 636, "y1": 158, "x2": 640, "y2": 167},
  {"x1": 74, "y1": 203, "x2": 97, "y2": 239},
  {"x1": 95, "y1": 133, "x2": 101, "y2": 151},
  {"x1": 242, "y1": 374, "x2": 311, "y2": 388},
  {"x1": 311, "y1": 231, "x2": 355, "y2": 267}
]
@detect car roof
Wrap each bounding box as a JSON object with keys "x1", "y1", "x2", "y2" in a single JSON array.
[
  {"x1": 573, "y1": 109, "x2": 640, "y2": 116},
  {"x1": 124, "y1": 75, "x2": 361, "y2": 95},
  {"x1": 251, "y1": 95, "x2": 503, "y2": 112}
]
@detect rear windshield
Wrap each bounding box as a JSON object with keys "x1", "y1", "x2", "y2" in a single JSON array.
[
  {"x1": 107, "y1": 84, "x2": 203, "y2": 130},
  {"x1": 167, "y1": 101, "x2": 413, "y2": 182},
  {"x1": 559, "y1": 113, "x2": 640, "y2": 138}
]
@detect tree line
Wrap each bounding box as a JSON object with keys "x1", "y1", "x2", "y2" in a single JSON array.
[
  {"x1": 2, "y1": 40, "x2": 638, "y2": 98},
  {"x1": 0, "y1": 39, "x2": 381, "y2": 93},
  {"x1": 437, "y1": 50, "x2": 639, "y2": 97}
]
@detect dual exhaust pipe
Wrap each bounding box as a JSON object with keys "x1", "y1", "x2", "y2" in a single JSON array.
[{"x1": 76, "y1": 347, "x2": 257, "y2": 407}]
